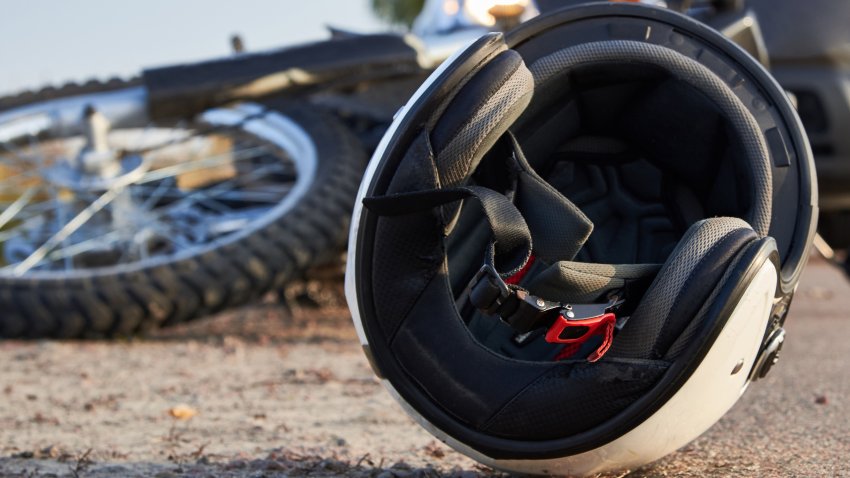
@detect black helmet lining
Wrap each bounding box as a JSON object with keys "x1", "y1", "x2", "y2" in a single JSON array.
[
  {"x1": 353, "y1": 3, "x2": 813, "y2": 461},
  {"x1": 507, "y1": 40, "x2": 773, "y2": 266}
]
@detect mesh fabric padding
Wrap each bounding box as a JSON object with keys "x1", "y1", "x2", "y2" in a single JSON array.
[
  {"x1": 509, "y1": 135, "x2": 593, "y2": 263},
  {"x1": 663, "y1": 241, "x2": 752, "y2": 360},
  {"x1": 528, "y1": 40, "x2": 773, "y2": 237},
  {"x1": 390, "y1": 269, "x2": 550, "y2": 429},
  {"x1": 480, "y1": 358, "x2": 668, "y2": 440},
  {"x1": 432, "y1": 50, "x2": 534, "y2": 188},
  {"x1": 609, "y1": 218, "x2": 757, "y2": 359},
  {"x1": 389, "y1": 262, "x2": 670, "y2": 439},
  {"x1": 527, "y1": 262, "x2": 661, "y2": 304},
  {"x1": 546, "y1": 152, "x2": 680, "y2": 264},
  {"x1": 371, "y1": 132, "x2": 444, "y2": 341}
]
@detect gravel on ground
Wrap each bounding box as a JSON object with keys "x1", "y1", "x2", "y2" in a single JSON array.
[{"x1": 0, "y1": 257, "x2": 847, "y2": 477}]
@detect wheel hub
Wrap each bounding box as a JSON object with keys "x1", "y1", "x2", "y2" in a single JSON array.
[{"x1": 43, "y1": 106, "x2": 149, "y2": 192}]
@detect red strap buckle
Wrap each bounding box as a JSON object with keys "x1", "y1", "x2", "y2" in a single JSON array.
[{"x1": 545, "y1": 312, "x2": 617, "y2": 362}]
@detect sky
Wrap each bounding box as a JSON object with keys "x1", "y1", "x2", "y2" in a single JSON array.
[{"x1": 0, "y1": 1, "x2": 387, "y2": 96}]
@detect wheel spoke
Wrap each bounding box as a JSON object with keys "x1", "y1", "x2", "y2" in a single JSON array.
[
  {"x1": 20, "y1": 161, "x2": 291, "y2": 268},
  {"x1": 46, "y1": 230, "x2": 121, "y2": 262},
  {"x1": 120, "y1": 113, "x2": 266, "y2": 156},
  {"x1": 0, "y1": 141, "x2": 40, "y2": 169},
  {"x1": 197, "y1": 196, "x2": 234, "y2": 214},
  {"x1": 0, "y1": 201, "x2": 59, "y2": 242},
  {"x1": 153, "y1": 162, "x2": 286, "y2": 215},
  {"x1": 131, "y1": 182, "x2": 291, "y2": 205},
  {"x1": 137, "y1": 178, "x2": 175, "y2": 211},
  {"x1": 8, "y1": 186, "x2": 123, "y2": 275},
  {"x1": 0, "y1": 186, "x2": 39, "y2": 230},
  {"x1": 0, "y1": 104, "x2": 305, "y2": 275},
  {"x1": 136, "y1": 144, "x2": 271, "y2": 185}
]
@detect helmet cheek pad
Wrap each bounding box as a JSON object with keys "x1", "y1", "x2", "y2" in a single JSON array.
[{"x1": 347, "y1": 4, "x2": 816, "y2": 476}]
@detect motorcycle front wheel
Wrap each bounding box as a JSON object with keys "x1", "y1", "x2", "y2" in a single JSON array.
[{"x1": 0, "y1": 84, "x2": 364, "y2": 338}]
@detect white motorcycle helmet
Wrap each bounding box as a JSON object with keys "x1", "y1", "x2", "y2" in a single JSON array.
[{"x1": 346, "y1": 3, "x2": 816, "y2": 476}]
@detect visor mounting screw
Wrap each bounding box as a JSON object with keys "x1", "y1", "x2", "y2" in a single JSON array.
[{"x1": 536, "y1": 298, "x2": 545, "y2": 308}]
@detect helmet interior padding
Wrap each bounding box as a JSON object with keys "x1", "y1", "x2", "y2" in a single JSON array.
[
  {"x1": 369, "y1": 33, "x2": 769, "y2": 443},
  {"x1": 349, "y1": 4, "x2": 816, "y2": 467},
  {"x1": 514, "y1": 40, "x2": 772, "y2": 265}
]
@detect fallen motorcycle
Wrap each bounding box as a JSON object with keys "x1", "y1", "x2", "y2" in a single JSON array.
[
  {"x1": 0, "y1": 2, "x2": 519, "y2": 338},
  {"x1": 0, "y1": 0, "x2": 840, "y2": 339},
  {"x1": 746, "y1": 0, "x2": 850, "y2": 276}
]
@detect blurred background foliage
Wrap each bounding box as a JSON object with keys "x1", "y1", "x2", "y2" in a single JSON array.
[{"x1": 371, "y1": 0, "x2": 426, "y2": 28}]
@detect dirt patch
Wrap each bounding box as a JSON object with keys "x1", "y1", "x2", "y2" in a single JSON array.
[{"x1": 0, "y1": 260, "x2": 848, "y2": 477}]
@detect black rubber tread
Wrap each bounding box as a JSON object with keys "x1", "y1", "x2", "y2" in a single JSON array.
[
  {"x1": 0, "y1": 77, "x2": 142, "y2": 113},
  {"x1": 43, "y1": 288, "x2": 86, "y2": 338},
  {"x1": 0, "y1": 99, "x2": 366, "y2": 338}
]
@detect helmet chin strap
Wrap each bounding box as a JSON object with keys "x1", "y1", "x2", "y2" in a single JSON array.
[
  {"x1": 467, "y1": 262, "x2": 629, "y2": 362},
  {"x1": 363, "y1": 135, "x2": 632, "y2": 362}
]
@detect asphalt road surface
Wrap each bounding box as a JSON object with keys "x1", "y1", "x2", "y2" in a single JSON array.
[{"x1": 0, "y1": 257, "x2": 846, "y2": 477}]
